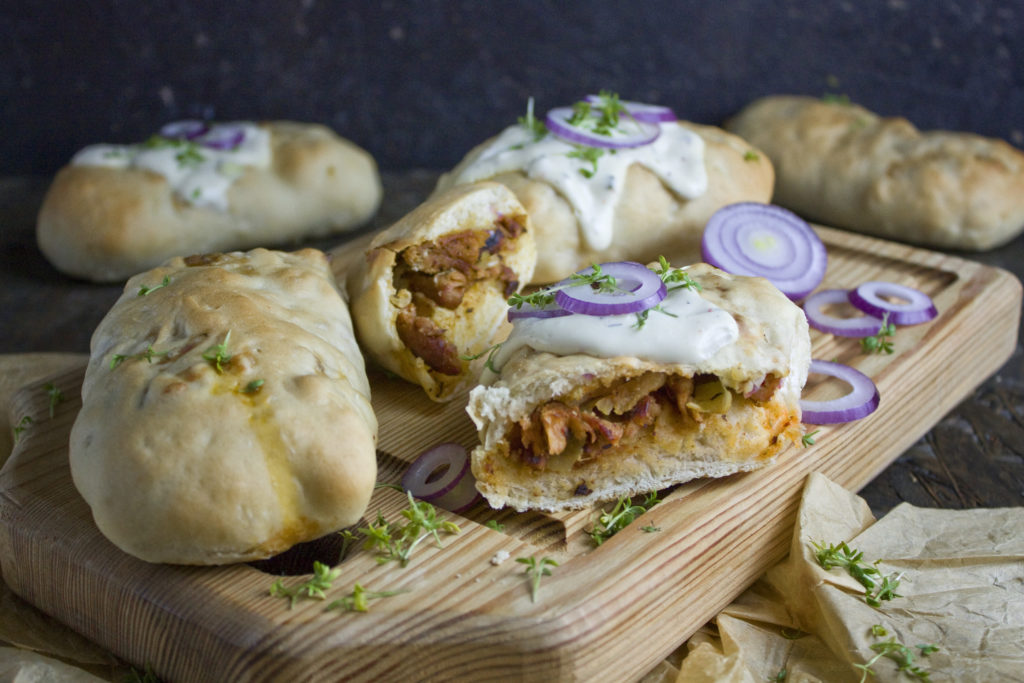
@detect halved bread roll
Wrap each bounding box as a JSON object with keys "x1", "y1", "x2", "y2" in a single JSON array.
[
  {"x1": 38, "y1": 121, "x2": 382, "y2": 282},
  {"x1": 467, "y1": 263, "x2": 810, "y2": 512},
  {"x1": 69, "y1": 248, "x2": 377, "y2": 565},
  {"x1": 346, "y1": 182, "x2": 536, "y2": 401}
]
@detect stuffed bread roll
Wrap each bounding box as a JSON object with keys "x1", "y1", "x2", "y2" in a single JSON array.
[
  {"x1": 38, "y1": 120, "x2": 382, "y2": 282},
  {"x1": 467, "y1": 261, "x2": 810, "y2": 512},
  {"x1": 69, "y1": 248, "x2": 377, "y2": 565},
  {"x1": 347, "y1": 182, "x2": 536, "y2": 401},
  {"x1": 435, "y1": 93, "x2": 773, "y2": 283}
]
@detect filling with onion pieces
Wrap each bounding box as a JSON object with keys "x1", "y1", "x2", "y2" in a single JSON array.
[
  {"x1": 506, "y1": 371, "x2": 784, "y2": 472},
  {"x1": 393, "y1": 216, "x2": 525, "y2": 376}
]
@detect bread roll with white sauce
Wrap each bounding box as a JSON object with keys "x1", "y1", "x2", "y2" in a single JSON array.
[
  {"x1": 69, "y1": 248, "x2": 377, "y2": 565},
  {"x1": 436, "y1": 120, "x2": 773, "y2": 284},
  {"x1": 467, "y1": 263, "x2": 810, "y2": 512},
  {"x1": 346, "y1": 182, "x2": 536, "y2": 401},
  {"x1": 725, "y1": 95, "x2": 1024, "y2": 250},
  {"x1": 38, "y1": 121, "x2": 382, "y2": 282}
]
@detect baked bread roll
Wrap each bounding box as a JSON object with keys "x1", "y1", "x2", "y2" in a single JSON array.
[
  {"x1": 69, "y1": 248, "x2": 377, "y2": 565},
  {"x1": 346, "y1": 182, "x2": 536, "y2": 401},
  {"x1": 38, "y1": 121, "x2": 382, "y2": 282},
  {"x1": 467, "y1": 262, "x2": 810, "y2": 512},
  {"x1": 435, "y1": 101, "x2": 773, "y2": 283},
  {"x1": 725, "y1": 95, "x2": 1024, "y2": 250}
]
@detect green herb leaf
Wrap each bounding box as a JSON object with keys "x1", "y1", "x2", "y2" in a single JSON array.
[
  {"x1": 359, "y1": 491, "x2": 460, "y2": 567},
  {"x1": 137, "y1": 275, "x2": 171, "y2": 296},
  {"x1": 461, "y1": 343, "x2": 502, "y2": 373},
  {"x1": 517, "y1": 96, "x2": 548, "y2": 141},
  {"x1": 269, "y1": 560, "x2": 342, "y2": 609},
  {"x1": 567, "y1": 145, "x2": 604, "y2": 178},
  {"x1": 12, "y1": 415, "x2": 32, "y2": 443},
  {"x1": 484, "y1": 519, "x2": 506, "y2": 532},
  {"x1": 202, "y1": 330, "x2": 233, "y2": 373},
  {"x1": 325, "y1": 582, "x2": 405, "y2": 613},
  {"x1": 589, "y1": 491, "x2": 661, "y2": 546},
  {"x1": 43, "y1": 382, "x2": 64, "y2": 419},
  {"x1": 801, "y1": 429, "x2": 820, "y2": 447},
  {"x1": 516, "y1": 556, "x2": 559, "y2": 603},
  {"x1": 856, "y1": 625, "x2": 939, "y2": 682},
  {"x1": 811, "y1": 540, "x2": 904, "y2": 607},
  {"x1": 743, "y1": 150, "x2": 760, "y2": 162},
  {"x1": 175, "y1": 143, "x2": 205, "y2": 167},
  {"x1": 653, "y1": 255, "x2": 702, "y2": 292},
  {"x1": 242, "y1": 379, "x2": 265, "y2": 394},
  {"x1": 110, "y1": 344, "x2": 172, "y2": 370},
  {"x1": 860, "y1": 313, "x2": 896, "y2": 355},
  {"x1": 640, "y1": 524, "x2": 661, "y2": 533}
]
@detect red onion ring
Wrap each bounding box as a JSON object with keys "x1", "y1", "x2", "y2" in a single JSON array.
[
  {"x1": 545, "y1": 106, "x2": 660, "y2": 149},
  {"x1": 583, "y1": 95, "x2": 677, "y2": 123},
  {"x1": 401, "y1": 443, "x2": 480, "y2": 513},
  {"x1": 507, "y1": 300, "x2": 573, "y2": 321},
  {"x1": 799, "y1": 359, "x2": 880, "y2": 424},
  {"x1": 200, "y1": 124, "x2": 247, "y2": 150},
  {"x1": 159, "y1": 120, "x2": 209, "y2": 140},
  {"x1": 803, "y1": 288, "x2": 885, "y2": 337},
  {"x1": 701, "y1": 202, "x2": 827, "y2": 300},
  {"x1": 848, "y1": 281, "x2": 938, "y2": 326},
  {"x1": 554, "y1": 261, "x2": 667, "y2": 316}
]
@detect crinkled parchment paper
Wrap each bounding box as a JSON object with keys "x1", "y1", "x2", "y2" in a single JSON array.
[{"x1": 642, "y1": 472, "x2": 1024, "y2": 683}]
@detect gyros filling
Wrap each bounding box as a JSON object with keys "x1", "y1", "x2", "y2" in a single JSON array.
[{"x1": 393, "y1": 215, "x2": 524, "y2": 375}]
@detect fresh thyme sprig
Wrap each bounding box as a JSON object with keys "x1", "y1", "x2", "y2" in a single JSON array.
[
  {"x1": 269, "y1": 560, "x2": 342, "y2": 609},
  {"x1": 110, "y1": 345, "x2": 172, "y2": 370},
  {"x1": 43, "y1": 382, "x2": 64, "y2": 418},
  {"x1": 508, "y1": 262, "x2": 623, "y2": 310},
  {"x1": 12, "y1": 415, "x2": 32, "y2": 443},
  {"x1": 652, "y1": 255, "x2": 702, "y2": 293},
  {"x1": 460, "y1": 343, "x2": 502, "y2": 373},
  {"x1": 861, "y1": 313, "x2": 896, "y2": 355},
  {"x1": 855, "y1": 625, "x2": 938, "y2": 682},
  {"x1": 326, "y1": 583, "x2": 405, "y2": 613},
  {"x1": 517, "y1": 556, "x2": 559, "y2": 603},
  {"x1": 811, "y1": 540, "x2": 904, "y2": 607},
  {"x1": 517, "y1": 96, "x2": 548, "y2": 141},
  {"x1": 589, "y1": 491, "x2": 662, "y2": 546},
  {"x1": 359, "y1": 491, "x2": 460, "y2": 567},
  {"x1": 137, "y1": 275, "x2": 171, "y2": 296},
  {"x1": 202, "y1": 330, "x2": 233, "y2": 373},
  {"x1": 567, "y1": 145, "x2": 605, "y2": 178}
]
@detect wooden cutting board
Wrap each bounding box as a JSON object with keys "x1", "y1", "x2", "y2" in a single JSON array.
[{"x1": 0, "y1": 225, "x2": 1019, "y2": 682}]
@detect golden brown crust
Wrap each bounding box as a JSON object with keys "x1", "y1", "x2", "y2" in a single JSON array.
[
  {"x1": 725, "y1": 95, "x2": 1024, "y2": 250},
  {"x1": 37, "y1": 122, "x2": 382, "y2": 282},
  {"x1": 346, "y1": 182, "x2": 536, "y2": 401},
  {"x1": 69, "y1": 248, "x2": 377, "y2": 564},
  {"x1": 436, "y1": 121, "x2": 774, "y2": 283},
  {"x1": 466, "y1": 264, "x2": 810, "y2": 512}
]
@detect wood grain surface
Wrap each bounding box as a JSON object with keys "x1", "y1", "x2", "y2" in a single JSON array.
[{"x1": 0, "y1": 226, "x2": 1018, "y2": 681}]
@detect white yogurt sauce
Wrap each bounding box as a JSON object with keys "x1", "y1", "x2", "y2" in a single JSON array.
[
  {"x1": 450, "y1": 122, "x2": 707, "y2": 251},
  {"x1": 70, "y1": 122, "x2": 271, "y2": 210},
  {"x1": 492, "y1": 284, "x2": 738, "y2": 372}
]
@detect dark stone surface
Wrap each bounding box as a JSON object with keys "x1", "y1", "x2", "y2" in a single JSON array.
[{"x1": 2, "y1": 1, "x2": 1022, "y2": 175}]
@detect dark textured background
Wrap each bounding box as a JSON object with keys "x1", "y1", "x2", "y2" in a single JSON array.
[{"x1": 3, "y1": 0, "x2": 1023, "y2": 175}]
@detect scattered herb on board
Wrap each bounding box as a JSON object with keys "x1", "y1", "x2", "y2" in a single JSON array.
[
  {"x1": 811, "y1": 540, "x2": 904, "y2": 607},
  {"x1": 110, "y1": 345, "x2": 172, "y2": 370},
  {"x1": 269, "y1": 560, "x2": 341, "y2": 609},
  {"x1": 589, "y1": 491, "x2": 662, "y2": 546},
  {"x1": 137, "y1": 275, "x2": 171, "y2": 296},
  {"x1": 202, "y1": 330, "x2": 233, "y2": 373},
  {"x1": 360, "y1": 491, "x2": 460, "y2": 567},
  {"x1": 12, "y1": 415, "x2": 32, "y2": 443},
  {"x1": 484, "y1": 519, "x2": 506, "y2": 532},
  {"x1": 326, "y1": 583, "x2": 405, "y2": 613},
  {"x1": 43, "y1": 382, "x2": 64, "y2": 418},
  {"x1": 855, "y1": 625, "x2": 939, "y2": 683},
  {"x1": 517, "y1": 556, "x2": 559, "y2": 603},
  {"x1": 802, "y1": 429, "x2": 820, "y2": 447},
  {"x1": 640, "y1": 525, "x2": 661, "y2": 533},
  {"x1": 861, "y1": 314, "x2": 896, "y2": 355}
]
